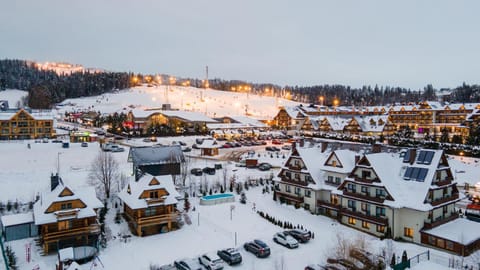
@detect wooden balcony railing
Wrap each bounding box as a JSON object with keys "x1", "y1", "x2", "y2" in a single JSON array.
[
  {"x1": 317, "y1": 200, "x2": 341, "y2": 210},
  {"x1": 342, "y1": 191, "x2": 385, "y2": 203},
  {"x1": 137, "y1": 212, "x2": 180, "y2": 226},
  {"x1": 423, "y1": 212, "x2": 459, "y2": 230},
  {"x1": 43, "y1": 224, "x2": 100, "y2": 242},
  {"x1": 146, "y1": 198, "x2": 165, "y2": 205},
  {"x1": 341, "y1": 208, "x2": 389, "y2": 226},
  {"x1": 429, "y1": 193, "x2": 459, "y2": 206},
  {"x1": 276, "y1": 191, "x2": 303, "y2": 202},
  {"x1": 433, "y1": 178, "x2": 453, "y2": 187},
  {"x1": 279, "y1": 177, "x2": 308, "y2": 187},
  {"x1": 287, "y1": 165, "x2": 305, "y2": 171},
  {"x1": 347, "y1": 176, "x2": 381, "y2": 184}
]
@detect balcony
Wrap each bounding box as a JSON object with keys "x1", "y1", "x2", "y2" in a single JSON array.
[
  {"x1": 348, "y1": 176, "x2": 381, "y2": 184},
  {"x1": 126, "y1": 211, "x2": 180, "y2": 227},
  {"x1": 279, "y1": 176, "x2": 308, "y2": 187},
  {"x1": 423, "y1": 212, "x2": 459, "y2": 230},
  {"x1": 429, "y1": 193, "x2": 459, "y2": 206},
  {"x1": 276, "y1": 191, "x2": 303, "y2": 203},
  {"x1": 287, "y1": 164, "x2": 304, "y2": 171},
  {"x1": 342, "y1": 191, "x2": 385, "y2": 203},
  {"x1": 324, "y1": 180, "x2": 341, "y2": 187},
  {"x1": 317, "y1": 200, "x2": 341, "y2": 211},
  {"x1": 433, "y1": 177, "x2": 453, "y2": 187},
  {"x1": 146, "y1": 197, "x2": 165, "y2": 205},
  {"x1": 43, "y1": 224, "x2": 100, "y2": 242},
  {"x1": 341, "y1": 208, "x2": 389, "y2": 226}
]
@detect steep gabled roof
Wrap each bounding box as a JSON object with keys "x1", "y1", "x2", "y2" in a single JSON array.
[
  {"x1": 117, "y1": 173, "x2": 180, "y2": 209},
  {"x1": 321, "y1": 149, "x2": 357, "y2": 174},
  {"x1": 351, "y1": 149, "x2": 452, "y2": 211},
  {"x1": 128, "y1": 145, "x2": 185, "y2": 166},
  {"x1": 33, "y1": 183, "x2": 102, "y2": 225}
]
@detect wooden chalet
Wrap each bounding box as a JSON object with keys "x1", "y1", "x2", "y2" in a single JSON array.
[
  {"x1": 0, "y1": 108, "x2": 55, "y2": 140},
  {"x1": 33, "y1": 174, "x2": 103, "y2": 254},
  {"x1": 197, "y1": 139, "x2": 220, "y2": 156},
  {"x1": 118, "y1": 174, "x2": 181, "y2": 236},
  {"x1": 128, "y1": 145, "x2": 185, "y2": 181}
]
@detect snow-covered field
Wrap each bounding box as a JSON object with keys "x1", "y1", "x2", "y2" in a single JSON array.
[
  {"x1": 57, "y1": 85, "x2": 302, "y2": 120},
  {"x1": 2, "y1": 136, "x2": 480, "y2": 270}
]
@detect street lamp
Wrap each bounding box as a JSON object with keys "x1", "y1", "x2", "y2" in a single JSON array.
[{"x1": 319, "y1": 96, "x2": 324, "y2": 106}]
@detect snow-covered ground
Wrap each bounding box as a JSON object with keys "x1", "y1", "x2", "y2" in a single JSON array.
[
  {"x1": 56, "y1": 85, "x2": 302, "y2": 120},
  {"x1": 2, "y1": 135, "x2": 480, "y2": 270}
]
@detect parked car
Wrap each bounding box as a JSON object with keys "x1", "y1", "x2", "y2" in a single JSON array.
[
  {"x1": 265, "y1": 146, "x2": 275, "y2": 151},
  {"x1": 273, "y1": 232, "x2": 299, "y2": 249},
  {"x1": 285, "y1": 229, "x2": 311, "y2": 243},
  {"x1": 202, "y1": 167, "x2": 216, "y2": 175},
  {"x1": 182, "y1": 147, "x2": 192, "y2": 152},
  {"x1": 243, "y1": 239, "x2": 270, "y2": 258},
  {"x1": 110, "y1": 145, "x2": 125, "y2": 152},
  {"x1": 52, "y1": 139, "x2": 62, "y2": 143},
  {"x1": 190, "y1": 168, "x2": 203, "y2": 176},
  {"x1": 216, "y1": 248, "x2": 242, "y2": 266},
  {"x1": 305, "y1": 264, "x2": 327, "y2": 270},
  {"x1": 258, "y1": 163, "x2": 272, "y2": 171},
  {"x1": 156, "y1": 264, "x2": 177, "y2": 270},
  {"x1": 272, "y1": 139, "x2": 282, "y2": 145},
  {"x1": 174, "y1": 258, "x2": 204, "y2": 270},
  {"x1": 81, "y1": 142, "x2": 88, "y2": 147},
  {"x1": 192, "y1": 144, "x2": 199, "y2": 149},
  {"x1": 42, "y1": 138, "x2": 49, "y2": 143},
  {"x1": 199, "y1": 252, "x2": 224, "y2": 270},
  {"x1": 281, "y1": 145, "x2": 292, "y2": 150}
]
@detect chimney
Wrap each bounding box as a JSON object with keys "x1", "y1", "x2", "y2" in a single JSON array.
[
  {"x1": 321, "y1": 142, "x2": 328, "y2": 153},
  {"x1": 355, "y1": 155, "x2": 360, "y2": 165},
  {"x1": 291, "y1": 141, "x2": 297, "y2": 151},
  {"x1": 409, "y1": 148, "x2": 417, "y2": 165},
  {"x1": 51, "y1": 173, "x2": 60, "y2": 191},
  {"x1": 299, "y1": 138, "x2": 305, "y2": 147},
  {"x1": 372, "y1": 144, "x2": 382, "y2": 153}
]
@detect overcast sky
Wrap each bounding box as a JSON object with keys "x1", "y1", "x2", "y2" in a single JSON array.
[{"x1": 1, "y1": 0, "x2": 479, "y2": 89}]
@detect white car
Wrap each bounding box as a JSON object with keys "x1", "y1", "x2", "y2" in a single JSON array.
[
  {"x1": 199, "y1": 253, "x2": 224, "y2": 270},
  {"x1": 273, "y1": 232, "x2": 299, "y2": 249}
]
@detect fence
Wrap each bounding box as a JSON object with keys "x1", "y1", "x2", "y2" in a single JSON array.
[
  {"x1": 408, "y1": 250, "x2": 430, "y2": 268},
  {"x1": 0, "y1": 235, "x2": 9, "y2": 270}
]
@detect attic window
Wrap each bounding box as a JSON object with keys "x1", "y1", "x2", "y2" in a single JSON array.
[{"x1": 61, "y1": 203, "x2": 72, "y2": 210}]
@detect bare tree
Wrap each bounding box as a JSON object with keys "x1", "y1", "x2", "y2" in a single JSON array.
[
  {"x1": 89, "y1": 150, "x2": 120, "y2": 200},
  {"x1": 180, "y1": 156, "x2": 190, "y2": 187},
  {"x1": 221, "y1": 166, "x2": 228, "y2": 190}
]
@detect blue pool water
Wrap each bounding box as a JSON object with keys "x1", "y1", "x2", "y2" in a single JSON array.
[{"x1": 202, "y1": 193, "x2": 234, "y2": 200}]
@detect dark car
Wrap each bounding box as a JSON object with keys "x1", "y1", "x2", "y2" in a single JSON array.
[
  {"x1": 285, "y1": 229, "x2": 311, "y2": 243},
  {"x1": 217, "y1": 248, "x2": 242, "y2": 266},
  {"x1": 258, "y1": 163, "x2": 272, "y2": 171},
  {"x1": 305, "y1": 264, "x2": 327, "y2": 270},
  {"x1": 202, "y1": 167, "x2": 216, "y2": 175},
  {"x1": 190, "y1": 168, "x2": 203, "y2": 176},
  {"x1": 81, "y1": 142, "x2": 88, "y2": 147},
  {"x1": 244, "y1": 239, "x2": 270, "y2": 258}
]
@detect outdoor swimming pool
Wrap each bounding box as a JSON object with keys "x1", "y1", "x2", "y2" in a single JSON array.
[{"x1": 200, "y1": 193, "x2": 235, "y2": 205}]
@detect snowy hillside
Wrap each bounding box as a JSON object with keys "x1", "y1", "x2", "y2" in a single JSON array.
[
  {"x1": 0, "y1": 89, "x2": 28, "y2": 108},
  {"x1": 58, "y1": 86, "x2": 303, "y2": 119}
]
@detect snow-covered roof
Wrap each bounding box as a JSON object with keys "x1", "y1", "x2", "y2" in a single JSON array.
[
  {"x1": 197, "y1": 139, "x2": 220, "y2": 149},
  {"x1": 117, "y1": 173, "x2": 180, "y2": 210},
  {"x1": 33, "y1": 184, "x2": 103, "y2": 225},
  {"x1": 320, "y1": 149, "x2": 357, "y2": 174},
  {"x1": 283, "y1": 107, "x2": 303, "y2": 119},
  {"x1": 1, "y1": 212, "x2": 34, "y2": 227},
  {"x1": 294, "y1": 146, "x2": 331, "y2": 190},
  {"x1": 355, "y1": 149, "x2": 450, "y2": 211},
  {"x1": 128, "y1": 145, "x2": 185, "y2": 166},
  {"x1": 129, "y1": 108, "x2": 217, "y2": 122},
  {"x1": 0, "y1": 109, "x2": 54, "y2": 121},
  {"x1": 225, "y1": 115, "x2": 267, "y2": 127},
  {"x1": 423, "y1": 218, "x2": 480, "y2": 245},
  {"x1": 353, "y1": 115, "x2": 389, "y2": 132},
  {"x1": 325, "y1": 116, "x2": 350, "y2": 131}
]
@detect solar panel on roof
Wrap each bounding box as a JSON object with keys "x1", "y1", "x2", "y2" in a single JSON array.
[
  {"x1": 423, "y1": 151, "x2": 434, "y2": 165},
  {"x1": 404, "y1": 167, "x2": 413, "y2": 179},
  {"x1": 411, "y1": 167, "x2": 421, "y2": 180},
  {"x1": 403, "y1": 150, "x2": 411, "y2": 163},
  {"x1": 417, "y1": 151, "x2": 427, "y2": 164},
  {"x1": 417, "y1": 168, "x2": 428, "y2": 182}
]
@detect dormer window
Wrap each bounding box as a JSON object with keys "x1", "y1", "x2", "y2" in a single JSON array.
[
  {"x1": 332, "y1": 160, "x2": 337, "y2": 167},
  {"x1": 362, "y1": 170, "x2": 371, "y2": 179},
  {"x1": 149, "y1": 191, "x2": 159, "y2": 199},
  {"x1": 61, "y1": 203, "x2": 72, "y2": 210}
]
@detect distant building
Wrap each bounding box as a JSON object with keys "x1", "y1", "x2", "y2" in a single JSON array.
[
  {"x1": 197, "y1": 139, "x2": 220, "y2": 156},
  {"x1": 128, "y1": 145, "x2": 185, "y2": 181},
  {"x1": 0, "y1": 108, "x2": 55, "y2": 139}
]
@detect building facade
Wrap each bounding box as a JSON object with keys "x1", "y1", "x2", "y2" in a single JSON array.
[{"x1": 0, "y1": 108, "x2": 54, "y2": 140}]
